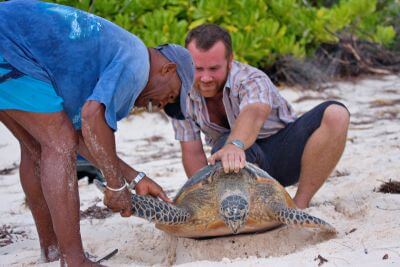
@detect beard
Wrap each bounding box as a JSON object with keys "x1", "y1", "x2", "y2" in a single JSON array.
[
  {"x1": 195, "y1": 79, "x2": 225, "y2": 98},
  {"x1": 194, "y1": 62, "x2": 231, "y2": 98}
]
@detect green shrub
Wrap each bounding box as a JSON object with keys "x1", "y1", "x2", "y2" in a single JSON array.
[{"x1": 48, "y1": 0, "x2": 398, "y2": 67}]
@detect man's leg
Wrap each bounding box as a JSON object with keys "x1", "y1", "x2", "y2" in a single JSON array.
[
  {"x1": 254, "y1": 101, "x2": 350, "y2": 208},
  {"x1": 0, "y1": 112, "x2": 59, "y2": 262},
  {"x1": 2, "y1": 110, "x2": 101, "y2": 266},
  {"x1": 293, "y1": 104, "x2": 350, "y2": 208}
]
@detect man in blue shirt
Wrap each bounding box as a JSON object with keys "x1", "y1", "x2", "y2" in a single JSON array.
[{"x1": 0, "y1": 0, "x2": 194, "y2": 266}]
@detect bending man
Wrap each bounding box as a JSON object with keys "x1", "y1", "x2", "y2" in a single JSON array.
[{"x1": 0, "y1": 1, "x2": 194, "y2": 266}]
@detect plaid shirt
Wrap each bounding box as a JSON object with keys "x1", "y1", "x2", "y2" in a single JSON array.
[{"x1": 171, "y1": 61, "x2": 296, "y2": 146}]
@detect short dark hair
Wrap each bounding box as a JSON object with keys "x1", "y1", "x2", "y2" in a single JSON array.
[{"x1": 185, "y1": 24, "x2": 232, "y2": 59}]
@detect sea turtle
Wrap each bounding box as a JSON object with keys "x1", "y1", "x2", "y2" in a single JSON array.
[{"x1": 96, "y1": 162, "x2": 335, "y2": 238}]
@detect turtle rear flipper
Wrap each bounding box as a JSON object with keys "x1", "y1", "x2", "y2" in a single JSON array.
[
  {"x1": 94, "y1": 179, "x2": 190, "y2": 225},
  {"x1": 273, "y1": 205, "x2": 336, "y2": 233}
]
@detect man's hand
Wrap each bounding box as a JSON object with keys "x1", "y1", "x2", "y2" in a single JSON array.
[
  {"x1": 208, "y1": 144, "x2": 246, "y2": 173},
  {"x1": 104, "y1": 187, "x2": 133, "y2": 217},
  {"x1": 135, "y1": 176, "x2": 172, "y2": 203}
]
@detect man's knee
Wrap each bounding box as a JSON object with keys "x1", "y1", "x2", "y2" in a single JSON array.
[
  {"x1": 322, "y1": 104, "x2": 350, "y2": 134},
  {"x1": 46, "y1": 131, "x2": 78, "y2": 155},
  {"x1": 4, "y1": 110, "x2": 78, "y2": 154},
  {"x1": 40, "y1": 116, "x2": 78, "y2": 155}
]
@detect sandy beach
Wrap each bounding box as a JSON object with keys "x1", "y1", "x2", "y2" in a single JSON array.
[{"x1": 0, "y1": 75, "x2": 399, "y2": 266}]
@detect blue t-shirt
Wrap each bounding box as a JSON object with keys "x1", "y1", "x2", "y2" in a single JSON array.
[{"x1": 0, "y1": 0, "x2": 150, "y2": 130}]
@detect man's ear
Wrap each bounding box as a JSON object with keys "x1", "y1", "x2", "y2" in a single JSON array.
[
  {"x1": 228, "y1": 54, "x2": 234, "y2": 70},
  {"x1": 161, "y1": 62, "x2": 177, "y2": 75}
]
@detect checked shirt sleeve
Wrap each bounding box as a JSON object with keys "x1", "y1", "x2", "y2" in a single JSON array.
[{"x1": 171, "y1": 117, "x2": 201, "y2": 142}]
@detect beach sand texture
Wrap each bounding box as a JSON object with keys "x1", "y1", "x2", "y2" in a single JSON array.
[{"x1": 0, "y1": 75, "x2": 399, "y2": 266}]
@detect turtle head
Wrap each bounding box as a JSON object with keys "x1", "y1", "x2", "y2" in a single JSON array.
[{"x1": 219, "y1": 194, "x2": 249, "y2": 234}]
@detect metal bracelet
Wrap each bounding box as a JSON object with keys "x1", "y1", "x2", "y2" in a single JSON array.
[
  {"x1": 128, "y1": 172, "x2": 146, "y2": 190},
  {"x1": 227, "y1": 139, "x2": 245, "y2": 150},
  {"x1": 106, "y1": 180, "x2": 128, "y2": 192}
]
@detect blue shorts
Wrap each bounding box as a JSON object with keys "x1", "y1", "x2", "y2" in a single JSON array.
[
  {"x1": 0, "y1": 54, "x2": 63, "y2": 113},
  {"x1": 212, "y1": 101, "x2": 350, "y2": 186}
]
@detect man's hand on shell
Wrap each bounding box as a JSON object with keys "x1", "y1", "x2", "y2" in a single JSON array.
[{"x1": 208, "y1": 144, "x2": 246, "y2": 173}]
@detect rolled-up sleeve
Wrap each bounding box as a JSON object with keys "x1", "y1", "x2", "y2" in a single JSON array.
[{"x1": 171, "y1": 117, "x2": 201, "y2": 142}]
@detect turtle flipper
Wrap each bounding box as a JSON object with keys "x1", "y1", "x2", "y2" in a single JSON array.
[
  {"x1": 131, "y1": 194, "x2": 190, "y2": 225},
  {"x1": 93, "y1": 179, "x2": 190, "y2": 225},
  {"x1": 274, "y1": 206, "x2": 336, "y2": 233}
]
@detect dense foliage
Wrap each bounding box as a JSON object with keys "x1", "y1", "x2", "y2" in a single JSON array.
[{"x1": 47, "y1": 0, "x2": 399, "y2": 67}]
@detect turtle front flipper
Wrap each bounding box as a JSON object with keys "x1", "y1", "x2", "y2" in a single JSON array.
[
  {"x1": 272, "y1": 204, "x2": 336, "y2": 233},
  {"x1": 94, "y1": 180, "x2": 190, "y2": 225},
  {"x1": 131, "y1": 194, "x2": 190, "y2": 225}
]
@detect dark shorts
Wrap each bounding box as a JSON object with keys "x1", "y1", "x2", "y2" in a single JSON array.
[{"x1": 212, "y1": 100, "x2": 349, "y2": 186}]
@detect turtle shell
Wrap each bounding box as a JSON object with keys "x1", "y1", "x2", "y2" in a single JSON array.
[{"x1": 156, "y1": 162, "x2": 295, "y2": 238}]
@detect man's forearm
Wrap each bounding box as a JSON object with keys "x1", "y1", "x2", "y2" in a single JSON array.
[
  {"x1": 118, "y1": 157, "x2": 143, "y2": 183},
  {"x1": 180, "y1": 140, "x2": 208, "y2": 178},
  {"x1": 77, "y1": 129, "x2": 141, "y2": 185},
  {"x1": 182, "y1": 153, "x2": 207, "y2": 178},
  {"x1": 77, "y1": 131, "x2": 98, "y2": 164},
  {"x1": 81, "y1": 101, "x2": 122, "y2": 187},
  {"x1": 227, "y1": 103, "x2": 271, "y2": 149}
]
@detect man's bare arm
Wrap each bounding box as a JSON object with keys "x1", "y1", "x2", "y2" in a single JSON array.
[
  {"x1": 77, "y1": 132, "x2": 146, "y2": 183},
  {"x1": 226, "y1": 103, "x2": 271, "y2": 148},
  {"x1": 208, "y1": 103, "x2": 271, "y2": 173},
  {"x1": 181, "y1": 139, "x2": 208, "y2": 178},
  {"x1": 81, "y1": 100, "x2": 133, "y2": 216},
  {"x1": 81, "y1": 101, "x2": 123, "y2": 187},
  {"x1": 79, "y1": 101, "x2": 171, "y2": 202}
]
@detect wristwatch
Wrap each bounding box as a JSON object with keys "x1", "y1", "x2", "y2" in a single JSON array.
[
  {"x1": 227, "y1": 139, "x2": 245, "y2": 150},
  {"x1": 128, "y1": 172, "x2": 146, "y2": 190}
]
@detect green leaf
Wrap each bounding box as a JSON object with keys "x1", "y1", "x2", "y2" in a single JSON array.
[{"x1": 373, "y1": 25, "x2": 396, "y2": 45}]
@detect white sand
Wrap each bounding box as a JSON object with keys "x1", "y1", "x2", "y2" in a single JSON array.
[{"x1": 0, "y1": 75, "x2": 399, "y2": 266}]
